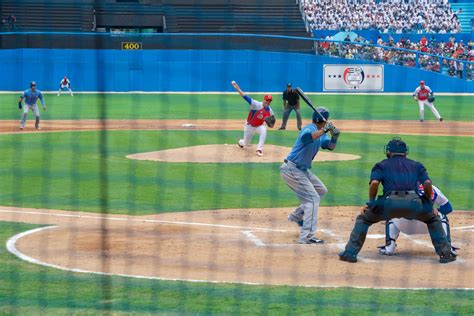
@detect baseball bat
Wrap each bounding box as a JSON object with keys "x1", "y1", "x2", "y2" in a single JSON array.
[{"x1": 295, "y1": 87, "x2": 327, "y2": 122}]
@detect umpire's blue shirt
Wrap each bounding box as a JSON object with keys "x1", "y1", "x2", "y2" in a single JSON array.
[
  {"x1": 370, "y1": 156, "x2": 430, "y2": 195},
  {"x1": 286, "y1": 123, "x2": 329, "y2": 170}
]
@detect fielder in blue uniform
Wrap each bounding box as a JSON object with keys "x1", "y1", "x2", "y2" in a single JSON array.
[
  {"x1": 18, "y1": 81, "x2": 46, "y2": 130},
  {"x1": 280, "y1": 107, "x2": 340, "y2": 244}
]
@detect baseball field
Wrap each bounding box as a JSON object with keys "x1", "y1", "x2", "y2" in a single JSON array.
[{"x1": 0, "y1": 93, "x2": 473, "y2": 314}]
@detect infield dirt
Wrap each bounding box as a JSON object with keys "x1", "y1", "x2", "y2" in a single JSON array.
[
  {"x1": 0, "y1": 119, "x2": 472, "y2": 137},
  {"x1": 2, "y1": 205, "x2": 472, "y2": 289}
]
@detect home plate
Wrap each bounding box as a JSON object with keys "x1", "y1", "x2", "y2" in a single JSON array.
[
  {"x1": 366, "y1": 234, "x2": 385, "y2": 239},
  {"x1": 181, "y1": 123, "x2": 196, "y2": 128}
]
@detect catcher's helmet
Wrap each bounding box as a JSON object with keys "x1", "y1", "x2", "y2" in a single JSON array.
[
  {"x1": 313, "y1": 107, "x2": 329, "y2": 123},
  {"x1": 384, "y1": 137, "x2": 409, "y2": 157}
]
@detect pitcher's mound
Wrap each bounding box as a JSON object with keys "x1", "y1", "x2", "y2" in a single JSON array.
[{"x1": 126, "y1": 144, "x2": 361, "y2": 163}]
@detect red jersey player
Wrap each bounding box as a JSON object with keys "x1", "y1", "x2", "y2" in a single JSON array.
[{"x1": 231, "y1": 81, "x2": 275, "y2": 156}]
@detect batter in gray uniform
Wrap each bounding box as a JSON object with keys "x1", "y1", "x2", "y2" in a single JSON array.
[{"x1": 280, "y1": 107, "x2": 340, "y2": 244}]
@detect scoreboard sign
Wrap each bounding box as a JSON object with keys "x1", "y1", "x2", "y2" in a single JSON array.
[
  {"x1": 323, "y1": 65, "x2": 384, "y2": 91},
  {"x1": 121, "y1": 42, "x2": 142, "y2": 50}
]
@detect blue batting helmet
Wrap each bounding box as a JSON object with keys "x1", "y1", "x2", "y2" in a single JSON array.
[
  {"x1": 313, "y1": 107, "x2": 329, "y2": 123},
  {"x1": 384, "y1": 137, "x2": 409, "y2": 157}
]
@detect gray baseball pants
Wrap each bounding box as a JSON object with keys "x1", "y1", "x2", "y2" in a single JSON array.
[
  {"x1": 280, "y1": 106, "x2": 302, "y2": 129},
  {"x1": 280, "y1": 160, "x2": 327, "y2": 242}
]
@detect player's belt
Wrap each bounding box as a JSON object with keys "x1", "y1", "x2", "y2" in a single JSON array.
[
  {"x1": 387, "y1": 190, "x2": 417, "y2": 196},
  {"x1": 246, "y1": 122, "x2": 260, "y2": 127},
  {"x1": 284, "y1": 159, "x2": 307, "y2": 171}
]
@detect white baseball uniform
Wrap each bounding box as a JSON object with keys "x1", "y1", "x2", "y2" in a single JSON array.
[
  {"x1": 58, "y1": 78, "x2": 73, "y2": 96},
  {"x1": 413, "y1": 85, "x2": 441, "y2": 120}
]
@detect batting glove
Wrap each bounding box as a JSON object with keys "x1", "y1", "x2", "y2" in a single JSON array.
[
  {"x1": 323, "y1": 122, "x2": 334, "y2": 133},
  {"x1": 331, "y1": 125, "x2": 340, "y2": 136}
]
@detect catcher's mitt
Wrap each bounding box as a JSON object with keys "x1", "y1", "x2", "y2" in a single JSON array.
[
  {"x1": 265, "y1": 115, "x2": 276, "y2": 128},
  {"x1": 427, "y1": 96, "x2": 435, "y2": 103}
]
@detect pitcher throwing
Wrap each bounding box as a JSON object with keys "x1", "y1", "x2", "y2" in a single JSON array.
[{"x1": 231, "y1": 81, "x2": 275, "y2": 156}]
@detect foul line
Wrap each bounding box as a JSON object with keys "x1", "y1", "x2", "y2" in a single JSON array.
[
  {"x1": 0, "y1": 209, "x2": 286, "y2": 233},
  {"x1": 6, "y1": 226, "x2": 473, "y2": 291}
]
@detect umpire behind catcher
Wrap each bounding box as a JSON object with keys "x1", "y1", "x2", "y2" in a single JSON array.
[
  {"x1": 279, "y1": 83, "x2": 302, "y2": 130},
  {"x1": 339, "y1": 137, "x2": 456, "y2": 264}
]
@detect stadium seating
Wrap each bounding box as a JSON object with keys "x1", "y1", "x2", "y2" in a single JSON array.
[
  {"x1": 94, "y1": 3, "x2": 164, "y2": 31},
  {"x1": 162, "y1": 0, "x2": 309, "y2": 37},
  {"x1": 1, "y1": 0, "x2": 93, "y2": 32},
  {"x1": 450, "y1": 1, "x2": 474, "y2": 33}
]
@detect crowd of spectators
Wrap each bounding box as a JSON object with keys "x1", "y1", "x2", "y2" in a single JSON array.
[
  {"x1": 1, "y1": 15, "x2": 16, "y2": 32},
  {"x1": 303, "y1": 0, "x2": 461, "y2": 34},
  {"x1": 314, "y1": 35, "x2": 474, "y2": 80}
]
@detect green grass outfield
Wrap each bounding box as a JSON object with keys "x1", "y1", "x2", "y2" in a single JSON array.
[
  {"x1": 1, "y1": 222, "x2": 473, "y2": 315},
  {"x1": 0, "y1": 93, "x2": 473, "y2": 314},
  {"x1": 0, "y1": 93, "x2": 473, "y2": 121}
]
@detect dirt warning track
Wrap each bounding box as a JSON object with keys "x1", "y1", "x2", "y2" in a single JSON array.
[
  {"x1": 2, "y1": 206, "x2": 473, "y2": 289},
  {"x1": 0, "y1": 119, "x2": 472, "y2": 137}
]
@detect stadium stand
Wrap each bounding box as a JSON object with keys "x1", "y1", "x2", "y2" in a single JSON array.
[
  {"x1": 302, "y1": 0, "x2": 461, "y2": 34},
  {"x1": 450, "y1": 0, "x2": 474, "y2": 33},
  {"x1": 162, "y1": 0, "x2": 309, "y2": 37},
  {"x1": 94, "y1": 3, "x2": 164, "y2": 32},
  {"x1": 1, "y1": 0, "x2": 93, "y2": 32},
  {"x1": 1, "y1": 0, "x2": 309, "y2": 37}
]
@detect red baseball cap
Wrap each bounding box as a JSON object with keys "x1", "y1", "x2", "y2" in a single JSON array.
[
  {"x1": 264, "y1": 95, "x2": 273, "y2": 102},
  {"x1": 420, "y1": 80, "x2": 425, "y2": 84}
]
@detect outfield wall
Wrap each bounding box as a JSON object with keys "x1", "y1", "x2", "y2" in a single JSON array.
[{"x1": 0, "y1": 49, "x2": 472, "y2": 93}]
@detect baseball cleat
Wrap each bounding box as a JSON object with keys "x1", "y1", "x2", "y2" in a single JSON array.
[
  {"x1": 298, "y1": 237, "x2": 324, "y2": 244},
  {"x1": 439, "y1": 117, "x2": 444, "y2": 122},
  {"x1": 256, "y1": 150, "x2": 263, "y2": 156},
  {"x1": 378, "y1": 241, "x2": 397, "y2": 256},
  {"x1": 19, "y1": 126, "x2": 24, "y2": 130},
  {"x1": 35, "y1": 126, "x2": 41, "y2": 130},
  {"x1": 278, "y1": 127, "x2": 286, "y2": 130},
  {"x1": 338, "y1": 251, "x2": 357, "y2": 263},
  {"x1": 439, "y1": 252, "x2": 456, "y2": 264},
  {"x1": 451, "y1": 246, "x2": 460, "y2": 256},
  {"x1": 419, "y1": 119, "x2": 424, "y2": 122},
  {"x1": 237, "y1": 141, "x2": 244, "y2": 148},
  {"x1": 287, "y1": 214, "x2": 303, "y2": 227}
]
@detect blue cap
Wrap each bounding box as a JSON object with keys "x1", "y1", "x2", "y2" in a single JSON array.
[{"x1": 313, "y1": 107, "x2": 329, "y2": 123}]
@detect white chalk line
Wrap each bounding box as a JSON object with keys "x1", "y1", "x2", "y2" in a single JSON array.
[
  {"x1": 0, "y1": 209, "x2": 286, "y2": 233},
  {"x1": 6, "y1": 226, "x2": 473, "y2": 291},
  {"x1": 241, "y1": 231, "x2": 266, "y2": 247},
  {"x1": 320, "y1": 228, "x2": 380, "y2": 263},
  {"x1": 1, "y1": 91, "x2": 473, "y2": 96},
  {"x1": 453, "y1": 225, "x2": 474, "y2": 230}
]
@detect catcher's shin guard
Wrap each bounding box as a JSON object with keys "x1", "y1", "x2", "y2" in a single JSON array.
[
  {"x1": 386, "y1": 219, "x2": 399, "y2": 244},
  {"x1": 440, "y1": 213, "x2": 451, "y2": 244}
]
